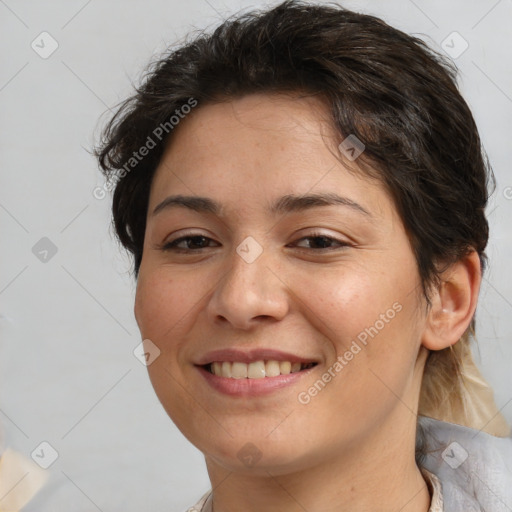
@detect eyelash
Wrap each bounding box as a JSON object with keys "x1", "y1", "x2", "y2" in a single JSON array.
[{"x1": 159, "y1": 232, "x2": 350, "y2": 253}]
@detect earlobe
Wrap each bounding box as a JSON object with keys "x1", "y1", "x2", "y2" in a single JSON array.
[{"x1": 421, "y1": 251, "x2": 481, "y2": 351}]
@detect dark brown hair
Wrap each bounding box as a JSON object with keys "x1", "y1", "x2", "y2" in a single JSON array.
[{"x1": 94, "y1": 0, "x2": 497, "y2": 451}]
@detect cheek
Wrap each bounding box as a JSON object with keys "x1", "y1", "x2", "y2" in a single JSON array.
[
  {"x1": 134, "y1": 268, "x2": 202, "y2": 343},
  {"x1": 134, "y1": 268, "x2": 208, "y2": 431},
  {"x1": 296, "y1": 261, "x2": 422, "y2": 392},
  {"x1": 296, "y1": 263, "x2": 403, "y2": 350}
]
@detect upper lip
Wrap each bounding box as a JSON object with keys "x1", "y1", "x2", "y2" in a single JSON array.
[{"x1": 195, "y1": 348, "x2": 319, "y2": 366}]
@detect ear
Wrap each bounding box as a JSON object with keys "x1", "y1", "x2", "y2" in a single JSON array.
[{"x1": 421, "y1": 250, "x2": 481, "y2": 351}]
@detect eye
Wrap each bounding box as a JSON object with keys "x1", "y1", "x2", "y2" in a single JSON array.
[
  {"x1": 160, "y1": 234, "x2": 219, "y2": 252},
  {"x1": 291, "y1": 233, "x2": 350, "y2": 251},
  {"x1": 158, "y1": 232, "x2": 350, "y2": 253}
]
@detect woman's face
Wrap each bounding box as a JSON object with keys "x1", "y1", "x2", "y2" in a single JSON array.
[{"x1": 134, "y1": 93, "x2": 428, "y2": 474}]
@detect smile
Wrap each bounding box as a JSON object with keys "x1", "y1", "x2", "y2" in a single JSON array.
[
  {"x1": 205, "y1": 360, "x2": 317, "y2": 378},
  {"x1": 197, "y1": 361, "x2": 318, "y2": 397}
]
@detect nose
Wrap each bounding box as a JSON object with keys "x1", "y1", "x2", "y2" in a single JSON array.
[{"x1": 206, "y1": 239, "x2": 290, "y2": 330}]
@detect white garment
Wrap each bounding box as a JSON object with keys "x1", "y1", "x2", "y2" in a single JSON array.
[
  {"x1": 419, "y1": 415, "x2": 512, "y2": 511},
  {"x1": 185, "y1": 416, "x2": 512, "y2": 512}
]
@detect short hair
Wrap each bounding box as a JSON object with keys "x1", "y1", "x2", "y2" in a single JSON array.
[{"x1": 95, "y1": 0, "x2": 496, "y2": 457}]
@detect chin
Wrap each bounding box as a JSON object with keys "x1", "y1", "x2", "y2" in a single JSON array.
[{"x1": 200, "y1": 432, "x2": 318, "y2": 475}]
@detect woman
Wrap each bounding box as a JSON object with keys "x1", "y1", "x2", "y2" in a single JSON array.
[{"x1": 95, "y1": 1, "x2": 512, "y2": 510}]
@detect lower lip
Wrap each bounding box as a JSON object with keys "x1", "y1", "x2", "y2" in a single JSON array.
[{"x1": 196, "y1": 365, "x2": 315, "y2": 397}]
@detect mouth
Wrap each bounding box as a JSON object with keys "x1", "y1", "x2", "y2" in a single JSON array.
[
  {"x1": 203, "y1": 360, "x2": 318, "y2": 379},
  {"x1": 194, "y1": 348, "x2": 320, "y2": 396}
]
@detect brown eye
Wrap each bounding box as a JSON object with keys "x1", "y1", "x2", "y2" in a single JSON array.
[
  {"x1": 161, "y1": 235, "x2": 219, "y2": 252},
  {"x1": 292, "y1": 233, "x2": 350, "y2": 251}
]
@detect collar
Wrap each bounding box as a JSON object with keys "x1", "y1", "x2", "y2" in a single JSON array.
[{"x1": 421, "y1": 467, "x2": 444, "y2": 512}]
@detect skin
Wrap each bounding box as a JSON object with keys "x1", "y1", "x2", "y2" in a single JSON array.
[{"x1": 134, "y1": 93, "x2": 481, "y2": 512}]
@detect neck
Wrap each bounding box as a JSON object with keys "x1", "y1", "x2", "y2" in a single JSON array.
[{"x1": 204, "y1": 410, "x2": 430, "y2": 512}]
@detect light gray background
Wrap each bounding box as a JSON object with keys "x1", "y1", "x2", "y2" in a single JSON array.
[{"x1": 1, "y1": 0, "x2": 511, "y2": 510}]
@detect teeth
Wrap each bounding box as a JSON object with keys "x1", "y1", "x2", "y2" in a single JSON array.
[
  {"x1": 280, "y1": 361, "x2": 291, "y2": 375},
  {"x1": 265, "y1": 360, "x2": 281, "y2": 377},
  {"x1": 208, "y1": 360, "x2": 314, "y2": 378},
  {"x1": 221, "y1": 361, "x2": 232, "y2": 378},
  {"x1": 231, "y1": 362, "x2": 248, "y2": 379},
  {"x1": 247, "y1": 360, "x2": 266, "y2": 379}
]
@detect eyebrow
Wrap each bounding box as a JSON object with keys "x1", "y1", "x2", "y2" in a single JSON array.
[{"x1": 151, "y1": 193, "x2": 373, "y2": 219}]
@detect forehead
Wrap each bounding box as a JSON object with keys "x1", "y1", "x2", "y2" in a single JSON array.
[
  {"x1": 160, "y1": 93, "x2": 335, "y2": 161},
  {"x1": 149, "y1": 93, "x2": 392, "y2": 222}
]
